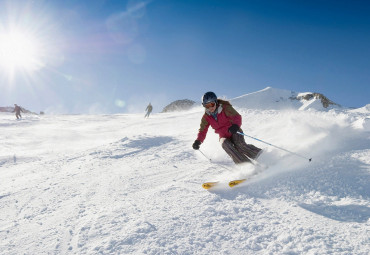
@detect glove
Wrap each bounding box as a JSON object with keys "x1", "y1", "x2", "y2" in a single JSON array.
[
  {"x1": 192, "y1": 140, "x2": 201, "y2": 150},
  {"x1": 228, "y1": 124, "x2": 239, "y2": 134}
]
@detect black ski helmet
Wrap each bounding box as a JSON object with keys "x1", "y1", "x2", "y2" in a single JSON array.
[{"x1": 202, "y1": 91, "x2": 217, "y2": 106}]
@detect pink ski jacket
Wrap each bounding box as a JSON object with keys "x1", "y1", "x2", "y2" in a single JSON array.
[{"x1": 196, "y1": 99, "x2": 241, "y2": 143}]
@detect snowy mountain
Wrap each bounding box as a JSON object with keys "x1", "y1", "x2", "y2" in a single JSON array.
[
  {"x1": 0, "y1": 88, "x2": 369, "y2": 254},
  {"x1": 230, "y1": 87, "x2": 341, "y2": 111}
]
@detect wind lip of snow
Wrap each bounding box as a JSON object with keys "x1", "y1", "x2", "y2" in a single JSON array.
[{"x1": 230, "y1": 86, "x2": 291, "y2": 100}]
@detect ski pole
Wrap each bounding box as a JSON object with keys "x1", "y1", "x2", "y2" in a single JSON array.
[
  {"x1": 198, "y1": 149, "x2": 233, "y2": 171},
  {"x1": 237, "y1": 132, "x2": 312, "y2": 162}
]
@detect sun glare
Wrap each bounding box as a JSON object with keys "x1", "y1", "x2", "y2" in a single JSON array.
[{"x1": 0, "y1": 29, "x2": 43, "y2": 75}]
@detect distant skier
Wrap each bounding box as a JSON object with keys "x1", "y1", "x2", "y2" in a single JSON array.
[
  {"x1": 145, "y1": 103, "x2": 153, "y2": 118},
  {"x1": 13, "y1": 104, "x2": 24, "y2": 119},
  {"x1": 192, "y1": 92, "x2": 262, "y2": 164}
]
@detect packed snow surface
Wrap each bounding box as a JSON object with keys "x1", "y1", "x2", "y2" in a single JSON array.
[{"x1": 0, "y1": 98, "x2": 369, "y2": 254}]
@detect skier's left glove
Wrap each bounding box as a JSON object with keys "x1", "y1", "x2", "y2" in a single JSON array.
[{"x1": 228, "y1": 124, "x2": 240, "y2": 134}]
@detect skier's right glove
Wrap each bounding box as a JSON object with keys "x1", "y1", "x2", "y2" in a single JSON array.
[
  {"x1": 228, "y1": 124, "x2": 240, "y2": 134},
  {"x1": 192, "y1": 140, "x2": 201, "y2": 150}
]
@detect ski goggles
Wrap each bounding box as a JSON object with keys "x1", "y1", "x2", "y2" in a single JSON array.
[{"x1": 204, "y1": 102, "x2": 216, "y2": 109}]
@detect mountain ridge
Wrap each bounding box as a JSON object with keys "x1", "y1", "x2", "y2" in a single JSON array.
[{"x1": 230, "y1": 87, "x2": 342, "y2": 111}]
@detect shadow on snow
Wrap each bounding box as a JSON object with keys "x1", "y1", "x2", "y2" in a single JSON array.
[
  {"x1": 298, "y1": 203, "x2": 370, "y2": 223},
  {"x1": 91, "y1": 136, "x2": 176, "y2": 159}
]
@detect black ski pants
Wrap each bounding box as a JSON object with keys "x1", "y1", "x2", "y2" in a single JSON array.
[{"x1": 221, "y1": 131, "x2": 262, "y2": 164}]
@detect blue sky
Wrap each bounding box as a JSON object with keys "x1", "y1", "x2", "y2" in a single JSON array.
[{"x1": 0, "y1": 0, "x2": 369, "y2": 113}]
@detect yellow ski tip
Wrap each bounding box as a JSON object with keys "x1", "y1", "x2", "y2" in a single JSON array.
[
  {"x1": 229, "y1": 179, "x2": 247, "y2": 188},
  {"x1": 202, "y1": 182, "x2": 219, "y2": 189}
]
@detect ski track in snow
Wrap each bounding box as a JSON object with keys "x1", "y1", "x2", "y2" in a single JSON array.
[{"x1": 0, "y1": 107, "x2": 369, "y2": 255}]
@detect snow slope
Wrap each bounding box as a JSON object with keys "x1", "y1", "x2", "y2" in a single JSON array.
[{"x1": 0, "y1": 95, "x2": 369, "y2": 254}]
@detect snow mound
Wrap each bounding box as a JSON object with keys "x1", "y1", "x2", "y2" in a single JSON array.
[
  {"x1": 349, "y1": 104, "x2": 370, "y2": 114},
  {"x1": 352, "y1": 117, "x2": 370, "y2": 131}
]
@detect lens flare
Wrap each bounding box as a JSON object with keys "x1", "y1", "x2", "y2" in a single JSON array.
[
  {"x1": 0, "y1": 30, "x2": 43, "y2": 74},
  {"x1": 115, "y1": 99, "x2": 126, "y2": 108}
]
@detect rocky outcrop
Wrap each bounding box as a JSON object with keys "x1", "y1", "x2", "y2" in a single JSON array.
[
  {"x1": 0, "y1": 106, "x2": 35, "y2": 114},
  {"x1": 0, "y1": 107, "x2": 15, "y2": 112},
  {"x1": 162, "y1": 99, "x2": 196, "y2": 113},
  {"x1": 293, "y1": 93, "x2": 341, "y2": 108}
]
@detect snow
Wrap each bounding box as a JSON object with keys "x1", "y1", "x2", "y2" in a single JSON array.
[{"x1": 0, "y1": 90, "x2": 369, "y2": 254}]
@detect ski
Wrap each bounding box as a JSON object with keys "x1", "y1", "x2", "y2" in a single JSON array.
[
  {"x1": 202, "y1": 181, "x2": 219, "y2": 189},
  {"x1": 201, "y1": 179, "x2": 247, "y2": 189},
  {"x1": 228, "y1": 179, "x2": 247, "y2": 187},
  {"x1": 202, "y1": 163, "x2": 268, "y2": 190}
]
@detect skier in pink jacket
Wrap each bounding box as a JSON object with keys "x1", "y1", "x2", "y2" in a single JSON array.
[{"x1": 192, "y1": 92, "x2": 262, "y2": 164}]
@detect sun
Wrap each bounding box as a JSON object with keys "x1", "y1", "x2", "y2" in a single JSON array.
[{"x1": 0, "y1": 29, "x2": 44, "y2": 76}]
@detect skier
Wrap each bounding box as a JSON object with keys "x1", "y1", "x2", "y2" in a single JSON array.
[
  {"x1": 13, "y1": 104, "x2": 24, "y2": 119},
  {"x1": 192, "y1": 91, "x2": 262, "y2": 164},
  {"x1": 145, "y1": 103, "x2": 153, "y2": 118}
]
